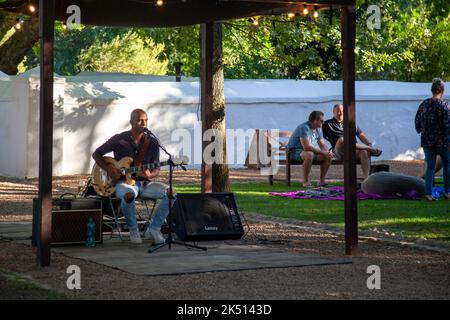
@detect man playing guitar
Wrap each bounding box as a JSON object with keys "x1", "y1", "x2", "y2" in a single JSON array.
[{"x1": 92, "y1": 109, "x2": 172, "y2": 245}]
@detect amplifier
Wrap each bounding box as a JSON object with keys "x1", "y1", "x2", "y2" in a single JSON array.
[
  {"x1": 169, "y1": 193, "x2": 244, "y2": 241},
  {"x1": 32, "y1": 196, "x2": 103, "y2": 246}
]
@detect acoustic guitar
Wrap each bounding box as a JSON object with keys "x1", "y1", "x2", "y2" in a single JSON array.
[{"x1": 91, "y1": 156, "x2": 188, "y2": 197}]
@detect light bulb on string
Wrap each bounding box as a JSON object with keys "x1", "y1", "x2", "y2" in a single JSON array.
[
  {"x1": 28, "y1": 4, "x2": 36, "y2": 13},
  {"x1": 302, "y1": 6, "x2": 309, "y2": 16},
  {"x1": 302, "y1": 6, "x2": 309, "y2": 15},
  {"x1": 156, "y1": 0, "x2": 164, "y2": 6},
  {"x1": 287, "y1": 12, "x2": 295, "y2": 20},
  {"x1": 313, "y1": 9, "x2": 319, "y2": 19},
  {"x1": 14, "y1": 18, "x2": 24, "y2": 31}
]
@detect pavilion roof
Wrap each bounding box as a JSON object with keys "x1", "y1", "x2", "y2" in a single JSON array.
[{"x1": 1, "y1": 0, "x2": 354, "y2": 27}]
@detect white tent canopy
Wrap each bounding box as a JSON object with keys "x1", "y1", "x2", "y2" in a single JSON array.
[{"x1": 0, "y1": 70, "x2": 435, "y2": 178}]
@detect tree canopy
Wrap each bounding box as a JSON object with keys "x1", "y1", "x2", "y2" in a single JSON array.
[{"x1": 1, "y1": 0, "x2": 448, "y2": 81}]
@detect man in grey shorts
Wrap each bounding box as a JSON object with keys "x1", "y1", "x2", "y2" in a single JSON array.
[
  {"x1": 323, "y1": 103, "x2": 382, "y2": 179},
  {"x1": 286, "y1": 111, "x2": 333, "y2": 187}
]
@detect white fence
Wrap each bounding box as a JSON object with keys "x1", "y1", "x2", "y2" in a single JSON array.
[{"x1": 0, "y1": 70, "x2": 433, "y2": 178}]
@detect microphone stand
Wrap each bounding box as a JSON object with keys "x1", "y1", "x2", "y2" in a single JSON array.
[{"x1": 147, "y1": 131, "x2": 207, "y2": 253}]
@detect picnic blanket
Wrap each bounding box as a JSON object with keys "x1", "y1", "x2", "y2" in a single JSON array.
[{"x1": 269, "y1": 186, "x2": 443, "y2": 201}]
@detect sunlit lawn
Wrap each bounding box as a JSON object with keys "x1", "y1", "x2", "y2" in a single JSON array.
[{"x1": 177, "y1": 182, "x2": 450, "y2": 242}]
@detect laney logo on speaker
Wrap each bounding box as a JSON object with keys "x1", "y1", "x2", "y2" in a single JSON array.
[{"x1": 204, "y1": 226, "x2": 218, "y2": 231}]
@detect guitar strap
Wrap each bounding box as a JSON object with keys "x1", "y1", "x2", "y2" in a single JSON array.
[{"x1": 134, "y1": 135, "x2": 151, "y2": 167}]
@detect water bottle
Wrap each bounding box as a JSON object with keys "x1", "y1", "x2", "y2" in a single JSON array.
[{"x1": 86, "y1": 217, "x2": 96, "y2": 248}]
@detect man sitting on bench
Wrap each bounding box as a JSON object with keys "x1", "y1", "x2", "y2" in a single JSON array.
[
  {"x1": 323, "y1": 103, "x2": 382, "y2": 179},
  {"x1": 286, "y1": 110, "x2": 333, "y2": 187}
]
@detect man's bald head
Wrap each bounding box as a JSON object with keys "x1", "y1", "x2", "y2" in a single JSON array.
[
  {"x1": 130, "y1": 108, "x2": 147, "y2": 122},
  {"x1": 129, "y1": 109, "x2": 148, "y2": 134}
]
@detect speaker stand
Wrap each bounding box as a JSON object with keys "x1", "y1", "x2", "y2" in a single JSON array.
[{"x1": 148, "y1": 149, "x2": 207, "y2": 254}]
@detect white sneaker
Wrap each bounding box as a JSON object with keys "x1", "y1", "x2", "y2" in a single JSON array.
[
  {"x1": 129, "y1": 227, "x2": 142, "y2": 244},
  {"x1": 147, "y1": 228, "x2": 165, "y2": 245},
  {"x1": 143, "y1": 227, "x2": 153, "y2": 239}
]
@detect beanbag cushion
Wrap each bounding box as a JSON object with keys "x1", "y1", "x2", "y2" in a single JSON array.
[{"x1": 362, "y1": 172, "x2": 425, "y2": 197}]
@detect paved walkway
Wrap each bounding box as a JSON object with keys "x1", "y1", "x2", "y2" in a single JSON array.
[{"x1": 0, "y1": 222, "x2": 350, "y2": 276}]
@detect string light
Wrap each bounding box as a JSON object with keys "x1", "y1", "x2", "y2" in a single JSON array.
[
  {"x1": 302, "y1": 6, "x2": 309, "y2": 15},
  {"x1": 287, "y1": 12, "x2": 296, "y2": 19},
  {"x1": 313, "y1": 9, "x2": 319, "y2": 19},
  {"x1": 14, "y1": 18, "x2": 24, "y2": 31},
  {"x1": 28, "y1": 3, "x2": 36, "y2": 13},
  {"x1": 155, "y1": 0, "x2": 164, "y2": 6}
]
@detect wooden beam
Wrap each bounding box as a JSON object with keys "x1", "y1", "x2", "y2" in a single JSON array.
[
  {"x1": 341, "y1": 4, "x2": 358, "y2": 255},
  {"x1": 1, "y1": 0, "x2": 353, "y2": 28},
  {"x1": 37, "y1": 0, "x2": 54, "y2": 267},
  {"x1": 200, "y1": 22, "x2": 214, "y2": 193}
]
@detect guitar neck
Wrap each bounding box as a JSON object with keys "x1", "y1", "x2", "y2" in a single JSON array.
[{"x1": 122, "y1": 161, "x2": 168, "y2": 175}]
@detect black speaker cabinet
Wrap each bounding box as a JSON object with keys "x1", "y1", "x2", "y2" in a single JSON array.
[
  {"x1": 169, "y1": 193, "x2": 244, "y2": 241},
  {"x1": 32, "y1": 197, "x2": 103, "y2": 246}
]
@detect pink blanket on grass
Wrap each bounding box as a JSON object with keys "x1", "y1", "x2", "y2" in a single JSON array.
[{"x1": 269, "y1": 186, "x2": 421, "y2": 201}]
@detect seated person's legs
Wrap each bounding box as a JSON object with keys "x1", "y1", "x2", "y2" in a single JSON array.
[
  {"x1": 300, "y1": 150, "x2": 314, "y2": 186},
  {"x1": 141, "y1": 182, "x2": 175, "y2": 244},
  {"x1": 336, "y1": 136, "x2": 381, "y2": 157},
  {"x1": 115, "y1": 183, "x2": 141, "y2": 243},
  {"x1": 335, "y1": 138, "x2": 370, "y2": 179},
  {"x1": 356, "y1": 143, "x2": 382, "y2": 157},
  {"x1": 315, "y1": 153, "x2": 331, "y2": 185},
  {"x1": 357, "y1": 150, "x2": 370, "y2": 179},
  {"x1": 333, "y1": 137, "x2": 344, "y2": 161}
]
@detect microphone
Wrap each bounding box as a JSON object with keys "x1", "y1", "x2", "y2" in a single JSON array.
[{"x1": 144, "y1": 128, "x2": 158, "y2": 140}]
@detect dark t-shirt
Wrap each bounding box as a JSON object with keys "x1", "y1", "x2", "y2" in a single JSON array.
[
  {"x1": 95, "y1": 130, "x2": 160, "y2": 167},
  {"x1": 322, "y1": 118, "x2": 362, "y2": 148}
]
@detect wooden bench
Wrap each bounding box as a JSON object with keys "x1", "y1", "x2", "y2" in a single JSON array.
[{"x1": 263, "y1": 130, "x2": 362, "y2": 186}]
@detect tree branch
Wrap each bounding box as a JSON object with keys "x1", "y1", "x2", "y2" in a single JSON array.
[{"x1": 0, "y1": 15, "x2": 38, "y2": 74}]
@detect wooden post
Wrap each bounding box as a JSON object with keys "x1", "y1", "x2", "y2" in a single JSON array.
[
  {"x1": 200, "y1": 22, "x2": 213, "y2": 193},
  {"x1": 37, "y1": 0, "x2": 54, "y2": 266},
  {"x1": 341, "y1": 4, "x2": 358, "y2": 255}
]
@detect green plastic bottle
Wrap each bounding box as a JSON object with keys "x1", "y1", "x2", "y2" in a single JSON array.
[{"x1": 86, "y1": 217, "x2": 96, "y2": 248}]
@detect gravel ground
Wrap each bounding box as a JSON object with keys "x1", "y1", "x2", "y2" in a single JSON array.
[
  {"x1": 0, "y1": 221, "x2": 449, "y2": 300},
  {"x1": 1, "y1": 161, "x2": 449, "y2": 300}
]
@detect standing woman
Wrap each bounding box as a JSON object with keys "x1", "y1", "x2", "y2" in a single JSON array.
[{"x1": 415, "y1": 78, "x2": 450, "y2": 201}]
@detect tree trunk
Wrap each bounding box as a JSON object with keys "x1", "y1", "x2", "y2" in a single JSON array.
[
  {"x1": 0, "y1": 12, "x2": 39, "y2": 75},
  {"x1": 211, "y1": 22, "x2": 230, "y2": 192}
]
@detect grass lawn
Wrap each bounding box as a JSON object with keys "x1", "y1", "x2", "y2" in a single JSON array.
[
  {"x1": 0, "y1": 268, "x2": 68, "y2": 300},
  {"x1": 177, "y1": 182, "x2": 450, "y2": 242}
]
